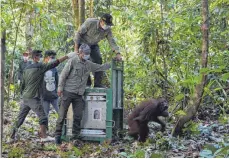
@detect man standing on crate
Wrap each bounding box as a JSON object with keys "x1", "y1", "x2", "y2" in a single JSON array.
[
  {"x1": 55, "y1": 44, "x2": 112, "y2": 145},
  {"x1": 74, "y1": 13, "x2": 122, "y2": 87}
]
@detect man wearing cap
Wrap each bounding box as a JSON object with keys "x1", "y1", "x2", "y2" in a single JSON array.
[
  {"x1": 55, "y1": 44, "x2": 111, "y2": 144},
  {"x1": 42, "y1": 50, "x2": 59, "y2": 119},
  {"x1": 74, "y1": 13, "x2": 121, "y2": 88},
  {"x1": 10, "y1": 50, "x2": 77, "y2": 142},
  {"x1": 17, "y1": 51, "x2": 32, "y2": 86}
]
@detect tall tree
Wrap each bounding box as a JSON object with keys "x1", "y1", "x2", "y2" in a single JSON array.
[
  {"x1": 25, "y1": 9, "x2": 34, "y2": 51},
  {"x1": 89, "y1": 0, "x2": 94, "y2": 17},
  {"x1": 0, "y1": 30, "x2": 6, "y2": 158},
  {"x1": 172, "y1": 0, "x2": 209, "y2": 136},
  {"x1": 159, "y1": 0, "x2": 169, "y2": 100},
  {"x1": 79, "y1": 0, "x2": 85, "y2": 25},
  {"x1": 72, "y1": 0, "x2": 79, "y2": 29}
]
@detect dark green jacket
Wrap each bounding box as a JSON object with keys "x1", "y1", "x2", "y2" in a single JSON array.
[
  {"x1": 21, "y1": 60, "x2": 60, "y2": 99},
  {"x1": 18, "y1": 60, "x2": 32, "y2": 81}
]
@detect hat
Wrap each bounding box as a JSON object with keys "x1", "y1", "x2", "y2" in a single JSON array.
[
  {"x1": 101, "y1": 13, "x2": 113, "y2": 26},
  {"x1": 22, "y1": 51, "x2": 29, "y2": 56},
  {"x1": 31, "y1": 50, "x2": 43, "y2": 58},
  {"x1": 45, "y1": 50, "x2": 56, "y2": 57},
  {"x1": 79, "y1": 44, "x2": 91, "y2": 55}
]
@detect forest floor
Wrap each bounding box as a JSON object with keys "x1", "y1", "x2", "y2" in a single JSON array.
[{"x1": 2, "y1": 100, "x2": 229, "y2": 158}]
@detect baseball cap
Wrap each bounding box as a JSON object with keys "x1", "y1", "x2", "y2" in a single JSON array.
[
  {"x1": 101, "y1": 13, "x2": 113, "y2": 26},
  {"x1": 79, "y1": 44, "x2": 91, "y2": 55},
  {"x1": 31, "y1": 50, "x2": 43, "y2": 58},
  {"x1": 45, "y1": 50, "x2": 56, "y2": 57}
]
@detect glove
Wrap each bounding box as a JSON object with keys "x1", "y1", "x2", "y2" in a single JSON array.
[
  {"x1": 18, "y1": 80, "x2": 20, "y2": 85},
  {"x1": 67, "y1": 52, "x2": 77, "y2": 58}
]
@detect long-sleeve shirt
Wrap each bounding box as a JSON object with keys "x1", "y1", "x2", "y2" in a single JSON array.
[
  {"x1": 58, "y1": 56, "x2": 110, "y2": 95},
  {"x1": 18, "y1": 60, "x2": 32, "y2": 81},
  {"x1": 21, "y1": 60, "x2": 60, "y2": 99},
  {"x1": 74, "y1": 18, "x2": 119, "y2": 52}
]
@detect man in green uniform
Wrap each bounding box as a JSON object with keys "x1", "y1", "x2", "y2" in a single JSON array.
[
  {"x1": 74, "y1": 13, "x2": 121, "y2": 87},
  {"x1": 10, "y1": 50, "x2": 77, "y2": 142},
  {"x1": 55, "y1": 44, "x2": 111, "y2": 144}
]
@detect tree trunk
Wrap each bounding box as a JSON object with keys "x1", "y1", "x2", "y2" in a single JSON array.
[
  {"x1": 172, "y1": 0, "x2": 209, "y2": 136},
  {"x1": 160, "y1": 0, "x2": 168, "y2": 100},
  {"x1": 0, "y1": 30, "x2": 6, "y2": 158},
  {"x1": 72, "y1": 0, "x2": 79, "y2": 29},
  {"x1": 79, "y1": 0, "x2": 85, "y2": 25},
  {"x1": 89, "y1": 0, "x2": 93, "y2": 17},
  {"x1": 25, "y1": 10, "x2": 34, "y2": 51}
]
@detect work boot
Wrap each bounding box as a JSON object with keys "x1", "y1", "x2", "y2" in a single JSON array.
[
  {"x1": 38, "y1": 125, "x2": 55, "y2": 142},
  {"x1": 40, "y1": 136, "x2": 55, "y2": 142},
  {"x1": 55, "y1": 136, "x2": 62, "y2": 145},
  {"x1": 94, "y1": 84, "x2": 106, "y2": 88},
  {"x1": 70, "y1": 134, "x2": 82, "y2": 140},
  {"x1": 73, "y1": 139, "x2": 83, "y2": 147},
  {"x1": 10, "y1": 129, "x2": 17, "y2": 140}
]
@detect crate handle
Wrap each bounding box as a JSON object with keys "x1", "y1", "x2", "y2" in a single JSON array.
[{"x1": 106, "y1": 120, "x2": 115, "y2": 128}]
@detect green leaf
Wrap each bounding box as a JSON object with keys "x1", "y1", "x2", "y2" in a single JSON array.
[
  {"x1": 134, "y1": 150, "x2": 145, "y2": 158},
  {"x1": 175, "y1": 94, "x2": 184, "y2": 101},
  {"x1": 150, "y1": 153, "x2": 164, "y2": 158},
  {"x1": 72, "y1": 147, "x2": 82, "y2": 157},
  {"x1": 200, "y1": 68, "x2": 211, "y2": 74},
  {"x1": 119, "y1": 152, "x2": 128, "y2": 157},
  {"x1": 173, "y1": 18, "x2": 185, "y2": 23},
  {"x1": 204, "y1": 144, "x2": 219, "y2": 154},
  {"x1": 44, "y1": 144, "x2": 57, "y2": 151},
  {"x1": 199, "y1": 150, "x2": 213, "y2": 158},
  {"x1": 214, "y1": 146, "x2": 229, "y2": 157},
  {"x1": 221, "y1": 73, "x2": 229, "y2": 81},
  {"x1": 175, "y1": 110, "x2": 186, "y2": 116},
  {"x1": 127, "y1": 154, "x2": 135, "y2": 158},
  {"x1": 204, "y1": 87, "x2": 213, "y2": 96},
  {"x1": 10, "y1": 84, "x2": 15, "y2": 91},
  {"x1": 51, "y1": 14, "x2": 57, "y2": 25}
]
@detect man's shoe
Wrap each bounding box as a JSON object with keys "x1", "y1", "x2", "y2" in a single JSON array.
[
  {"x1": 40, "y1": 136, "x2": 55, "y2": 142},
  {"x1": 73, "y1": 139, "x2": 83, "y2": 147},
  {"x1": 10, "y1": 129, "x2": 17, "y2": 140},
  {"x1": 55, "y1": 136, "x2": 62, "y2": 145},
  {"x1": 86, "y1": 85, "x2": 91, "y2": 88},
  {"x1": 94, "y1": 84, "x2": 106, "y2": 88},
  {"x1": 70, "y1": 134, "x2": 82, "y2": 140}
]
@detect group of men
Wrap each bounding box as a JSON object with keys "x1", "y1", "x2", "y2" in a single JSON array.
[{"x1": 10, "y1": 13, "x2": 122, "y2": 145}]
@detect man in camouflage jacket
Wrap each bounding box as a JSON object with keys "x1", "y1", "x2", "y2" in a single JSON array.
[
  {"x1": 55, "y1": 44, "x2": 111, "y2": 144},
  {"x1": 74, "y1": 13, "x2": 121, "y2": 87}
]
